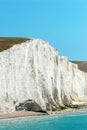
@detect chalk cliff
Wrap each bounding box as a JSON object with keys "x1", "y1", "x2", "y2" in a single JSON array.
[{"x1": 0, "y1": 38, "x2": 87, "y2": 113}]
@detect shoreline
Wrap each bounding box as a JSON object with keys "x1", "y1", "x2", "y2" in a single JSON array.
[
  {"x1": 0, "y1": 108, "x2": 76, "y2": 120},
  {"x1": 0, "y1": 111, "x2": 47, "y2": 120},
  {"x1": 0, "y1": 106, "x2": 86, "y2": 120}
]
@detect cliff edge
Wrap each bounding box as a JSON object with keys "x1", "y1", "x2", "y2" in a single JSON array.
[{"x1": 0, "y1": 38, "x2": 87, "y2": 113}]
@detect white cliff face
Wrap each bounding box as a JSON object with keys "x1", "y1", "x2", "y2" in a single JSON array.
[
  {"x1": 58, "y1": 57, "x2": 87, "y2": 106},
  {"x1": 0, "y1": 39, "x2": 87, "y2": 113}
]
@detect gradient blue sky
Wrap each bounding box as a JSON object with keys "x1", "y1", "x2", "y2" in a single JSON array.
[{"x1": 0, "y1": 0, "x2": 87, "y2": 60}]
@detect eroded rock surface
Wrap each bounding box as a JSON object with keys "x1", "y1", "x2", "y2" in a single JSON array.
[
  {"x1": 15, "y1": 99, "x2": 43, "y2": 112},
  {"x1": 0, "y1": 39, "x2": 87, "y2": 113}
]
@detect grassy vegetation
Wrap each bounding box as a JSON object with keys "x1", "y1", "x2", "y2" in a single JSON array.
[
  {"x1": 72, "y1": 61, "x2": 87, "y2": 72},
  {"x1": 0, "y1": 37, "x2": 31, "y2": 52}
]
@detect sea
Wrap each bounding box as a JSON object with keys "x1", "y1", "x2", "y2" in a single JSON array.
[{"x1": 0, "y1": 108, "x2": 87, "y2": 130}]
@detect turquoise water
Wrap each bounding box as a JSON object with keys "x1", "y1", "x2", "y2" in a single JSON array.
[{"x1": 0, "y1": 109, "x2": 87, "y2": 130}]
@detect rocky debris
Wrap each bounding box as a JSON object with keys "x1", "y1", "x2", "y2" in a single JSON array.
[{"x1": 15, "y1": 99, "x2": 43, "y2": 112}]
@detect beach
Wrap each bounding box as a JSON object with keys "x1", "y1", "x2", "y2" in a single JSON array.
[
  {"x1": 0, "y1": 107, "x2": 75, "y2": 120},
  {"x1": 0, "y1": 111, "x2": 47, "y2": 120}
]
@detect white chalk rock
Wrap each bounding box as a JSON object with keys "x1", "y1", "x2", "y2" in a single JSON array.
[{"x1": 0, "y1": 39, "x2": 87, "y2": 113}]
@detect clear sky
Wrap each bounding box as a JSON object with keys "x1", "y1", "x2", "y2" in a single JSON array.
[{"x1": 0, "y1": 0, "x2": 87, "y2": 60}]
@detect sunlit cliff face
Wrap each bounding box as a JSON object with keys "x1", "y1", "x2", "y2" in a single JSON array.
[{"x1": 0, "y1": 38, "x2": 87, "y2": 113}]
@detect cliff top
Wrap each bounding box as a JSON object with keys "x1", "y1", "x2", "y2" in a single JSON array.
[
  {"x1": 0, "y1": 37, "x2": 87, "y2": 73},
  {"x1": 0, "y1": 37, "x2": 30, "y2": 52},
  {"x1": 72, "y1": 61, "x2": 87, "y2": 72}
]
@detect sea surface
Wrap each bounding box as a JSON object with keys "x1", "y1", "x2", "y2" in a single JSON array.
[{"x1": 0, "y1": 109, "x2": 87, "y2": 130}]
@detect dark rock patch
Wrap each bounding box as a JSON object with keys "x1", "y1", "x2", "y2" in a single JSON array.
[{"x1": 15, "y1": 99, "x2": 45, "y2": 112}]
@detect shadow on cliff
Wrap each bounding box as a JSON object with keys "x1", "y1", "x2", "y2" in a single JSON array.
[{"x1": 15, "y1": 99, "x2": 46, "y2": 113}]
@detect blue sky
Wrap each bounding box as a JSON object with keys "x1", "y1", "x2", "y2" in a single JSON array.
[{"x1": 0, "y1": 0, "x2": 87, "y2": 60}]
